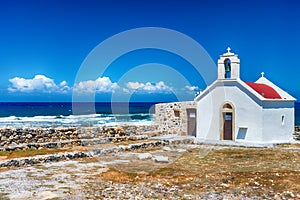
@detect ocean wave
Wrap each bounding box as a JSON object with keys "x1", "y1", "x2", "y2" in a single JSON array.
[{"x1": 0, "y1": 113, "x2": 154, "y2": 128}]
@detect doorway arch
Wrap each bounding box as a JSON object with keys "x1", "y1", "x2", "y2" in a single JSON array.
[{"x1": 220, "y1": 102, "x2": 235, "y2": 140}]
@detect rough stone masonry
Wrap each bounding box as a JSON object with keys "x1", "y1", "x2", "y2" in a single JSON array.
[
  {"x1": 155, "y1": 101, "x2": 196, "y2": 135},
  {"x1": 0, "y1": 124, "x2": 159, "y2": 150}
]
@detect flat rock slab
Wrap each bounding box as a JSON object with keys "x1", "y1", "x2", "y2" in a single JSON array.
[
  {"x1": 162, "y1": 146, "x2": 172, "y2": 151},
  {"x1": 176, "y1": 148, "x2": 186, "y2": 153},
  {"x1": 163, "y1": 146, "x2": 186, "y2": 153},
  {"x1": 152, "y1": 155, "x2": 169, "y2": 163},
  {"x1": 136, "y1": 153, "x2": 152, "y2": 160},
  {"x1": 37, "y1": 191, "x2": 59, "y2": 200}
]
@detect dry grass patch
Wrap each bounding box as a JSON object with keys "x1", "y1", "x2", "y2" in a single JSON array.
[
  {"x1": 0, "y1": 193, "x2": 9, "y2": 200},
  {"x1": 99, "y1": 145, "x2": 300, "y2": 198},
  {"x1": 0, "y1": 145, "x2": 92, "y2": 160},
  {"x1": 0, "y1": 148, "x2": 73, "y2": 159},
  {"x1": 100, "y1": 169, "x2": 140, "y2": 183}
]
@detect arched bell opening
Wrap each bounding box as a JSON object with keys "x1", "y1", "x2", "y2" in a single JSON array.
[{"x1": 224, "y1": 58, "x2": 231, "y2": 79}]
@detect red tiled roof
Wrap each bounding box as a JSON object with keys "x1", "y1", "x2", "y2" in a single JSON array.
[{"x1": 245, "y1": 82, "x2": 282, "y2": 99}]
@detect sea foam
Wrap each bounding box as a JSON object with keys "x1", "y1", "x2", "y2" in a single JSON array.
[{"x1": 0, "y1": 113, "x2": 154, "y2": 128}]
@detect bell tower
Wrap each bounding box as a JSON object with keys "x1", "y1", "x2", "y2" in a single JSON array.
[{"x1": 218, "y1": 47, "x2": 240, "y2": 79}]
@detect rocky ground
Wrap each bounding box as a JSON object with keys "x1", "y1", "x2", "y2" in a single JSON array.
[{"x1": 0, "y1": 143, "x2": 299, "y2": 200}]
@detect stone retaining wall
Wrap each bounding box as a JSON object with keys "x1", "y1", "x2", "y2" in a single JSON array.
[
  {"x1": 0, "y1": 137, "x2": 194, "y2": 168},
  {"x1": 0, "y1": 151, "x2": 93, "y2": 168},
  {"x1": 0, "y1": 124, "x2": 159, "y2": 149},
  {"x1": 155, "y1": 101, "x2": 196, "y2": 135},
  {"x1": 0, "y1": 135, "x2": 149, "y2": 152},
  {"x1": 294, "y1": 126, "x2": 300, "y2": 140}
]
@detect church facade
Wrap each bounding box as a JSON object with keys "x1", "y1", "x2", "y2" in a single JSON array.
[{"x1": 195, "y1": 48, "x2": 295, "y2": 143}]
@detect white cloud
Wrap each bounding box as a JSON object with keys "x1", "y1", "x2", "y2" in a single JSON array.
[
  {"x1": 126, "y1": 81, "x2": 172, "y2": 93},
  {"x1": 59, "y1": 81, "x2": 67, "y2": 87},
  {"x1": 74, "y1": 77, "x2": 119, "y2": 93},
  {"x1": 122, "y1": 88, "x2": 130, "y2": 93},
  {"x1": 185, "y1": 85, "x2": 199, "y2": 91},
  {"x1": 8, "y1": 74, "x2": 70, "y2": 93}
]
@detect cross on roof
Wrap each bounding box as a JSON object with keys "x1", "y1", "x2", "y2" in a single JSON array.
[
  {"x1": 227, "y1": 47, "x2": 231, "y2": 53},
  {"x1": 261, "y1": 72, "x2": 265, "y2": 77}
]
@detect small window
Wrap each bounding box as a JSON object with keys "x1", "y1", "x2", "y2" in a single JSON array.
[
  {"x1": 281, "y1": 115, "x2": 285, "y2": 126},
  {"x1": 174, "y1": 110, "x2": 180, "y2": 118},
  {"x1": 189, "y1": 112, "x2": 196, "y2": 118},
  {"x1": 225, "y1": 113, "x2": 232, "y2": 120}
]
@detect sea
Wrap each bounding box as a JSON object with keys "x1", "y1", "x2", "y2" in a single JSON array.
[
  {"x1": 0, "y1": 102, "x2": 157, "y2": 128},
  {"x1": 0, "y1": 102, "x2": 299, "y2": 128}
]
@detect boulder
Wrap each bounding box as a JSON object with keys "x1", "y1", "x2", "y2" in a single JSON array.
[
  {"x1": 26, "y1": 134, "x2": 33, "y2": 139},
  {"x1": 1, "y1": 136, "x2": 7, "y2": 141}
]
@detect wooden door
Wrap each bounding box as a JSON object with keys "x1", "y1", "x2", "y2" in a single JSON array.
[
  {"x1": 187, "y1": 109, "x2": 196, "y2": 136},
  {"x1": 223, "y1": 112, "x2": 232, "y2": 140}
]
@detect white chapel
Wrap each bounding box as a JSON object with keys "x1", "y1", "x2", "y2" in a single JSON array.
[{"x1": 195, "y1": 48, "x2": 295, "y2": 144}]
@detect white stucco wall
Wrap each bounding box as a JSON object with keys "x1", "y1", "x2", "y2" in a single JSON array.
[
  {"x1": 196, "y1": 90, "x2": 218, "y2": 140},
  {"x1": 197, "y1": 81, "x2": 263, "y2": 142},
  {"x1": 261, "y1": 102, "x2": 294, "y2": 142}
]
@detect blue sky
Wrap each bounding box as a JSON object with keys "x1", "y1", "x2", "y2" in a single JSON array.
[{"x1": 0, "y1": 0, "x2": 299, "y2": 102}]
